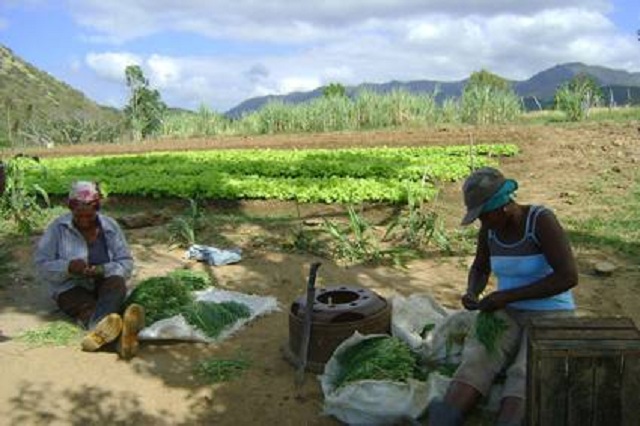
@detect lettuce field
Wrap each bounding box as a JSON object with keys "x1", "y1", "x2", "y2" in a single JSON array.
[{"x1": 30, "y1": 143, "x2": 518, "y2": 204}]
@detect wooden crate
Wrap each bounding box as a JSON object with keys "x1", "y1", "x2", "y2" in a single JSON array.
[{"x1": 526, "y1": 317, "x2": 640, "y2": 426}]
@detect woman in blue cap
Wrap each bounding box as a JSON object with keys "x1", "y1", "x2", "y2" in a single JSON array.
[{"x1": 429, "y1": 167, "x2": 578, "y2": 426}]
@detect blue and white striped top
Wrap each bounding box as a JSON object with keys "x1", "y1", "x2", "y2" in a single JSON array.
[{"x1": 489, "y1": 205, "x2": 575, "y2": 311}]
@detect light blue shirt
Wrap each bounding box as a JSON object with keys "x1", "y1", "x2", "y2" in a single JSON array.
[
  {"x1": 491, "y1": 254, "x2": 575, "y2": 310},
  {"x1": 488, "y1": 205, "x2": 575, "y2": 311},
  {"x1": 34, "y1": 212, "x2": 134, "y2": 299}
]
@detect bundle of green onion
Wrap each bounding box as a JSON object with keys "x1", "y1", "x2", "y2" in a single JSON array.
[
  {"x1": 125, "y1": 270, "x2": 250, "y2": 338},
  {"x1": 335, "y1": 336, "x2": 426, "y2": 388},
  {"x1": 183, "y1": 301, "x2": 251, "y2": 339},
  {"x1": 475, "y1": 312, "x2": 509, "y2": 355},
  {"x1": 126, "y1": 276, "x2": 194, "y2": 324}
]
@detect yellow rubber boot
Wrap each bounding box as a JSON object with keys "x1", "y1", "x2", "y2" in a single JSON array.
[
  {"x1": 81, "y1": 313, "x2": 123, "y2": 352},
  {"x1": 119, "y1": 304, "x2": 145, "y2": 360}
]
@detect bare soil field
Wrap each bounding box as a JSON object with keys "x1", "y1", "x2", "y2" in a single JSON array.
[{"x1": 1, "y1": 121, "x2": 639, "y2": 425}]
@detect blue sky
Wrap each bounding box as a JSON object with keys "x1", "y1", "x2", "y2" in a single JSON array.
[{"x1": 1, "y1": 0, "x2": 639, "y2": 112}]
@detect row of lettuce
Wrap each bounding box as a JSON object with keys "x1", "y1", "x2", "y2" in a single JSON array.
[{"x1": 29, "y1": 144, "x2": 518, "y2": 203}]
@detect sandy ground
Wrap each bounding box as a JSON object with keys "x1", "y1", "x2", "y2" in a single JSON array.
[{"x1": 1, "y1": 122, "x2": 639, "y2": 425}]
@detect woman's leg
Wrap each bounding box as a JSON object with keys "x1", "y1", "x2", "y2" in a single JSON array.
[
  {"x1": 56, "y1": 286, "x2": 96, "y2": 328},
  {"x1": 496, "y1": 396, "x2": 524, "y2": 425},
  {"x1": 430, "y1": 310, "x2": 523, "y2": 425},
  {"x1": 89, "y1": 275, "x2": 126, "y2": 328}
]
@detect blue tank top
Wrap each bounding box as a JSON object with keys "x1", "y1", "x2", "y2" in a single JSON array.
[{"x1": 489, "y1": 205, "x2": 575, "y2": 311}]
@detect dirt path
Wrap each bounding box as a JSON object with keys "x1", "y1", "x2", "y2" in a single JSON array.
[{"x1": 1, "y1": 121, "x2": 639, "y2": 425}]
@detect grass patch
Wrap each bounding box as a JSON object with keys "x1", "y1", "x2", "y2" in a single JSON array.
[
  {"x1": 195, "y1": 354, "x2": 251, "y2": 383},
  {"x1": 587, "y1": 106, "x2": 640, "y2": 122},
  {"x1": 566, "y1": 173, "x2": 640, "y2": 258},
  {"x1": 17, "y1": 321, "x2": 83, "y2": 347},
  {"x1": 519, "y1": 107, "x2": 640, "y2": 125}
]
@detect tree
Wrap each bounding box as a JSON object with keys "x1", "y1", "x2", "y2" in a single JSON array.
[
  {"x1": 554, "y1": 73, "x2": 603, "y2": 121},
  {"x1": 124, "y1": 65, "x2": 166, "y2": 140},
  {"x1": 464, "y1": 69, "x2": 511, "y2": 93},
  {"x1": 323, "y1": 83, "x2": 347, "y2": 98},
  {"x1": 461, "y1": 70, "x2": 521, "y2": 124}
]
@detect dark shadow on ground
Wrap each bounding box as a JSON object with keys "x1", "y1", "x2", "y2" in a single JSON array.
[{"x1": 8, "y1": 381, "x2": 175, "y2": 426}]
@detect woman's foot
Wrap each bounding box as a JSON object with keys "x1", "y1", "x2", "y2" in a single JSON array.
[
  {"x1": 118, "y1": 304, "x2": 145, "y2": 360},
  {"x1": 81, "y1": 313, "x2": 123, "y2": 351}
]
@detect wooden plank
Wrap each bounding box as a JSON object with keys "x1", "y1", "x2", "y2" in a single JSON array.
[
  {"x1": 530, "y1": 317, "x2": 636, "y2": 330},
  {"x1": 527, "y1": 338, "x2": 540, "y2": 426},
  {"x1": 532, "y1": 340, "x2": 640, "y2": 354},
  {"x1": 533, "y1": 329, "x2": 640, "y2": 341},
  {"x1": 593, "y1": 355, "x2": 623, "y2": 426},
  {"x1": 621, "y1": 355, "x2": 640, "y2": 426},
  {"x1": 538, "y1": 355, "x2": 568, "y2": 426},
  {"x1": 525, "y1": 334, "x2": 540, "y2": 426},
  {"x1": 567, "y1": 357, "x2": 595, "y2": 426}
]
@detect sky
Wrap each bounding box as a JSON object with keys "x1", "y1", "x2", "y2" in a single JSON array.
[{"x1": 1, "y1": 0, "x2": 639, "y2": 113}]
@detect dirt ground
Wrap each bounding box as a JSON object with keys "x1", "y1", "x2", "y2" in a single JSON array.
[{"x1": 1, "y1": 121, "x2": 639, "y2": 425}]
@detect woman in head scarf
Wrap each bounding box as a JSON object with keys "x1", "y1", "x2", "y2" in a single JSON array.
[{"x1": 34, "y1": 181, "x2": 144, "y2": 359}]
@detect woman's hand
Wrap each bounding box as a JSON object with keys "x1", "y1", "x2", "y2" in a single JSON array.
[
  {"x1": 83, "y1": 264, "x2": 105, "y2": 277},
  {"x1": 461, "y1": 292, "x2": 479, "y2": 311},
  {"x1": 68, "y1": 259, "x2": 88, "y2": 275},
  {"x1": 477, "y1": 291, "x2": 511, "y2": 312}
]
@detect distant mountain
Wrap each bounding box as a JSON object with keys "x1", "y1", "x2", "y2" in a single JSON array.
[
  {"x1": 225, "y1": 62, "x2": 640, "y2": 118},
  {"x1": 0, "y1": 44, "x2": 119, "y2": 145}
]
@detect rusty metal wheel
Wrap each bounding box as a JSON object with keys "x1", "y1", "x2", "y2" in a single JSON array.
[{"x1": 286, "y1": 286, "x2": 391, "y2": 373}]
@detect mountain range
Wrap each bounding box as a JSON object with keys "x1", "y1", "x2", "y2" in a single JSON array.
[
  {"x1": 2, "y1": 43, "x2": 640, "y2": 127},
  {"x1": 226, "y1": 63, "x2": 640, "y2": 118}
]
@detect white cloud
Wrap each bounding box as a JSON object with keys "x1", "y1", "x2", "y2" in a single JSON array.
[
  {"x1": 85, "y1": 52, "x2": 142, "y2": 82},
  {"x1": 0, "y1": 17, "x2": 8, "y2": 31},
  {"x1": 277, "y1": 77, "x2": 322, "y2": 94},
  {"x1": 147, "y1": 54, "x2": 182, "y2": 87},
  {"x1": 68, "y1": 0, "x2": 611, "y2": 43},
  {"x1": 322, "y1": 65, "x2": 355, "y2": 82},
  {"x1": 69, "y1": 1, "x2": 640, "y2": 112}
]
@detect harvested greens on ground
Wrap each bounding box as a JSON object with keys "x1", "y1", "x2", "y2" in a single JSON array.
[
  {"x1": 126, "y1": 271, "x2": 251, "y2": 338},
  {"x1": 126, "y1": 275, "x2": 194, "y2": 324},
  {"x1": 17, "y1": 321, "x2": 83, "y2": 347},
  {"x1": 167, "y1": 269, "x2": 212, "y2": 290},
  {"x1": 335, "y1": 336, "x2": 427, "y2": 388},
  {"x1": 196, "y1": 355, "x2": 251, "y2": 383},
  {"x1": 183, "y1": 301, "x2": 251, "y2": 339},
  {"x1": 475, "y1": 311, "x2": 509, "y2": 354}
]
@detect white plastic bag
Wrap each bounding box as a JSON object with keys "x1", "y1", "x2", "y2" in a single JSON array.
[
  {"x1": 426, "y1": 309, "x2": 477, "y2": 365},
  {"x1": 391, "y1": 293, "x2": 476, "y2": 365},
  {"x1": 391, "y1": 293, "x2": 449, "y2": 352},
  {"x1": 185, "y1": 244, "x2": 242, "y2": 266},
  {"x1": 320, "y1": 332, "x2": 430, "y2": 425},
  {"x1": 138, "y1": 288, "x2": 279, "y2": 342}
]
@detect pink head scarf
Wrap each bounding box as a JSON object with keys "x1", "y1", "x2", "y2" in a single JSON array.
[{"x1": 68, "y1": 181, "x2": 101, "y2": 203}]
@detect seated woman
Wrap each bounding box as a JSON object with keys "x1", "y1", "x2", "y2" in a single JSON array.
[
  {"x1": 429, "y1": 167, "x2": 578, "y2": 426},
  {"x1": 34, "y1": 181, "x2": 144, "y2": 359}
]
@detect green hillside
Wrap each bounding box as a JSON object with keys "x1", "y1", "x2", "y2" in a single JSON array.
[{"x1": 0, "y1": 44, "x2": 122, "y2": 147}]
